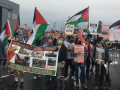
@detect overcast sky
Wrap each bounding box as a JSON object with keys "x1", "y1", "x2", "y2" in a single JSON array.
[{"x1": 10, "y1": 0, "x2": 120, "y2": 30}]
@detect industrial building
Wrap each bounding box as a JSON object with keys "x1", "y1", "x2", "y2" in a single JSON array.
[{"x1": 0, "y1": 0, "x2": 19, "y2": 33}]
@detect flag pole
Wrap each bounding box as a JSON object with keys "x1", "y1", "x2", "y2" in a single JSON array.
[{"x1": 87, "y1": 6, "x2": 89, "y2": 33}]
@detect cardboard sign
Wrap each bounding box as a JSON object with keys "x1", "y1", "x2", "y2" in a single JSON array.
[
  {"x1": 109, "y1": 29, "x2": 120, "y2": 41},
  {"x1": 89, "y1": 23, "x2": 98, "y2": 33},
  {"x1": 7, "y1": 40, "x2": 58, "y2": 76},
  {"x1": 99, "y1": 25, "x2": 110, "y2": 40},
  {"x1": 96, "y1": 47, "x2": 105, "y2": 63},
  {"x1": 65, "y1": 24, "x2": 74, "y2": 35},
  {"x1": 74, "y1": 45, "x2": 84, "y2": 63}
]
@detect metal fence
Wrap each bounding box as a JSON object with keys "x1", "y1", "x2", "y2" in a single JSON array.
[{"x1": 109, "y1": 49, "x2": 120, "y2": 66}]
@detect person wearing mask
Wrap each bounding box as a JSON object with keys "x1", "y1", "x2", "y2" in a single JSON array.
[
  {"x1": 71, "y1": 38, "x2": 87, "y2": 88},
  {"x1": 12, "y1": 33, "x2": 25, "y2": 87},
  {"x1": 0, "y1": 38, "x2": 5, "y2": 82},
  {"x1": 64, "y1": 36, "x2": 75, "y2": 81},
  {"x1": 85, "y1": 38, "x2": 92, "y2": 79},
  {"x1": 33, "y1": 37, "x2": 42, "y2": 79},
  {"x1": 94, "y1": 37, "x2": 108, "y2": 90},
  {"x1": 57, "y1": 37, "x2": 67, "y2": 87},
  {"x1": 45, "y1": 39, "x2": 57, "y2": 90}
]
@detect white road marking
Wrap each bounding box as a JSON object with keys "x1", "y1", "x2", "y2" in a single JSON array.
[{"x1": 1, "y1": 74, "x2": 14, "y2": 78}]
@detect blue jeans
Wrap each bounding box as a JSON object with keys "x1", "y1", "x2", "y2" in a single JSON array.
[
  {"x1": 45, "y1": 75, "x2": 57, "y2": 89},
  {"x1": 74, "y1": 63, "x2": 85, "y2": 84}
]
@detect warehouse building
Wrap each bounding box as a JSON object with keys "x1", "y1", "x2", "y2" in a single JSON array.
[{"x1": 0, "y1": 0, "x2": 19, "y2": 33}]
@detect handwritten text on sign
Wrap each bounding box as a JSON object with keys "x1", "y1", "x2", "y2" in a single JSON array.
[{"x1": 109, "y1": 29, "x2": 120, "y2": 41}]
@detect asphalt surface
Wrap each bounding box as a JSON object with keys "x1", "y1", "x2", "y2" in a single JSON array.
[{"x1": 0, "y1": 64, "x2": 120, "y2": 90}]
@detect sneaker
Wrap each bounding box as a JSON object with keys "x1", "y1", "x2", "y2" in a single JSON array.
[
  {"x1": 20, "y1": 82, "x2": 24, "y2": 87},
  {"x1": 64, "y1": 77, "x2": 68, "y2": 81},
  {"x1": 71, "y1": 76, "x2": 76, "y2": 80},
  {"x1": 11, "y1": 71, "x2": 14, "y2": 75},
  {"x1": 33, "y1": 76, "x2": 37, "y2": 79},
  {"x1": 83, "y1": 84, "x2": 87, "y2": 89},
  {"x1": 76, "y1": 83, "x2": 79, "y2": 88},
  {"x1": 94, "y1": 86, "x2": 99, "y2": 90},
  {"x1": 7, "y1": 71, "x2": 11, "y2": 75},
  {"x1": 37, "y1": 75, "x2": 41, "y2": 77},
  {"x1": 90, "y1": 69, "x2": 94, "y2": 74},
  {"x1": 79, "y1": 76, "x2": 82, "y2": 79},
  {"x1": 59, "y1": 83, "x2": 65, "y2": 87},
  {"x1": 13, "y1": 81, "x2": 19, "y2": 87},
  {"x1": 99, "y1": 85, "x2": 107, "y2": 90},
  {"x1": 86, "y1": 75, "x2": 91, "y2": 79}
]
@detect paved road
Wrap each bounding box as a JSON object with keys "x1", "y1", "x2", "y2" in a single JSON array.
[{"x1": 0, "y1": 64, "x2": 120, "y2": 90}]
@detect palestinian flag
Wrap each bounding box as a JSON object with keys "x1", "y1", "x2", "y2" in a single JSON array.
[
  {"x1": 0, "y1": 20, "x2": 11, "y2": 46},
  {"x1": 27, "y1": 7, "x2": 48, "y2": 45},
  {"x1": 66, "y1": 7, "x2": 89, "y2": 25},
  {"x1": 12, "y1": 13, "x2": 20, "y2": 37},
  {"x1": 110, "y1": 20, "x2": 120, "y2": 29},
  {"x1": 7, "y1": 40, "x2": 15, "y2": 64}
]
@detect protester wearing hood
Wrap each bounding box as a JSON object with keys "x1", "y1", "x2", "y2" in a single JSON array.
[
  {"x1": 64, "y1": 36, "x2": 76, "y2": 81},
  {"x1": 45, "y1": 39, "x2": 57, "y2": 90},
  {"x1": 94, "y1": 37, "x2": 108, "y2": 90},
  {"x1": 57, "y1": 37, "x2": 67, "y2": 87},
  {"x1": 0, "y1": 38, "x2": 5, "y2": 82},
  {"x1": 71, "y1": 38, "x2": 87, "y2": 88}
]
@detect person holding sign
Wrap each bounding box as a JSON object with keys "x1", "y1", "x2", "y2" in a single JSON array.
[
  {"x1": 71, "y1": 38, "x2": 87, "y2": 88},
  {"x1": 12, "y1": 33, "x2": 25, "y2": 87},
  {"x1": 94, "y1": 37, "x2": 108, "y2": 90}
]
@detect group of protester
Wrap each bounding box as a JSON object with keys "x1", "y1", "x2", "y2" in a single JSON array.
[{"x1": 0, "y1": 30, "x2": 120, "y2": 90}]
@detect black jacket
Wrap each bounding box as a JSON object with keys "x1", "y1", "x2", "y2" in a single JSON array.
[
  {"x1": 0, "y1": 41, "x2": 5, "y2": 60},
  {"x1": 58, "y1": 44, "x2": 67, "y2": 62}
]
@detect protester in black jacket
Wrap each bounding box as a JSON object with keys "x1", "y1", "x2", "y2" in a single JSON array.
[
  {"x1": 0, "y1": 38, "x2": 5, "y2": 81},
  {"x1": 57, "y1": 37, "x2": 67, "y2": 87}
]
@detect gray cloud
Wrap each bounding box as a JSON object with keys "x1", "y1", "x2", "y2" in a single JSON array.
[{"x1": 10, "y1": 0, "x2": 120, "y2": 30}]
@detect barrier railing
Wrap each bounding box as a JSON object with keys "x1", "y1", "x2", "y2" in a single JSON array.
[{"x1": 109, "y1": 49, "x2": 120, "y2": 66}]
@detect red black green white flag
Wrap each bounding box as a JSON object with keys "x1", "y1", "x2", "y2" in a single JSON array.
[
  {"x1": 27, "y1": 7, "x2": 48, "y2": 45},
  {"x1": 12, "y1": 13, "x2": 20, "y2": 37},
  {"x1": 66, "y1": 7, "x2": 89, "y2": 25},
  {"x1": 0, "y1": 20, "x2": 11, "y2": 46},
  {"x1": 110, "y1": 20, "x2": 120, "y2": 29}
]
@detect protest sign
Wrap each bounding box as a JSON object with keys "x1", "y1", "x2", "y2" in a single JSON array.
[
  {"x1": 99, "y1": 25, "x2": 110, "y2": 40},
  {"x1": 97, "y1": 21, "x2": 102, "y2": 33},
  {"x1": 109, "y1": 29, "x2": 120, "y2": 41},
  {"x1": 74, "y1": 45, "x2": 84, "y2": 63},
  {"x1": 89, "y1": 23, "x2": 98, "y2": 33},
  {"x1": 65, "y1": 24, "x2": 74, "y2": 35},
  {"x1": 96, "y1": 47, "x2": 105, "y2": 63},
  {"x1": 7, "y1": 40, "x2": 58, "y2": 76}
]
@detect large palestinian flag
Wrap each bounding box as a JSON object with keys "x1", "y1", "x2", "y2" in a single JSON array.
[
  {"x1": 27, "y1": 7, "x2": 48, "y2": 45},
  {"x1": 110, "y1": 20, "x2": 120, "y2": 29},
  {"x1": 0, "y1": 20, "x2": 11, "y2": 46},
  {"x1": 66, "y1": 7, "x2": 89, "y2": 25},
  {"x1": 12, "y1": 13, "x2": 20, "y2": 37}
]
